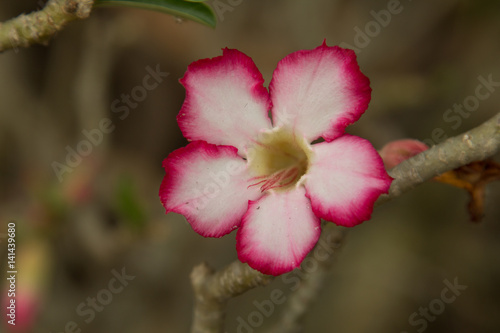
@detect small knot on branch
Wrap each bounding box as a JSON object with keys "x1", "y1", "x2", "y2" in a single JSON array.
[{"x1": 191, "y1": 262, "x2": 215, "y2": 295}]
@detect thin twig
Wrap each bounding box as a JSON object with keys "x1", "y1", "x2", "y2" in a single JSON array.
[
  {"x1": 0, "y1": 0, "x2": 94, "y2": 52},
  {"x1": 190, "y1": 112, "x2": 500, "y2": 333}
]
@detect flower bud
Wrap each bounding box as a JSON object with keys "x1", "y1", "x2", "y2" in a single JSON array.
[{"x1": 379, "y1": 139, "x2": 429, "y2": 170}]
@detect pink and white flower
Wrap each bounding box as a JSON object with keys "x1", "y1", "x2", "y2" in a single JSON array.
[{"x1": 160, "y1": 42, "x2": 392, "y2": 276}]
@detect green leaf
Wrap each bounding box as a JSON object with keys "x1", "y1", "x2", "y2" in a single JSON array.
[
  {"x1": 94, "y1": 0, "x2": 216, "y2": 28},
  {"x1": 115, "y1": 176, "x2": 147, "y2": 230}
]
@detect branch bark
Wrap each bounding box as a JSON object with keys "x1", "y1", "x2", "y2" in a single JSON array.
[
  {"x1": 377, "y1": 112, "x2": 500, "y2": 205},
  {"x1": 190, "y1": 261, "x2": 274, "y2": 333},
  {"x1": 0, "y1": 0, "x2": 94, "y2": 52},
  {"x1": 190, "y1": 225, "x2": 347, "y2": 333},
  {"x1": 190, "y1": 112, "x2": 500, "y2": 333}
]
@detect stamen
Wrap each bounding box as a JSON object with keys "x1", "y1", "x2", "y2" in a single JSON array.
[
  {"x1": 248, "y1": 167, "x2": 300, "y2": 192},
  {"x1": 246, "y1": 127, "x2": 311, "y2": 193},
  {"x1": 247, "y1": 179, "x2": 267, "y2": 189}
]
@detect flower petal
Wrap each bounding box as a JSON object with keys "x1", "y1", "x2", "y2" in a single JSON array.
[
  {"x1": 304, "y1": 135, "x2": 392, "y2": 227},
  {"x1": 270, "y1": 42, "x2": 371, "y2": 142},
  {"x1": 236, "y1": 186, "x2": 321, "y2": 275},
  {"x1": 178, "y1": 48, "x2": 272, "y2": 155},
  {"x1": 160, "y1": 141, "x2": 262, "y2": 237}
]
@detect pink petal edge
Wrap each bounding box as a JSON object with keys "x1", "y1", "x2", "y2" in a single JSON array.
[
  {"x1": 160, "y1": 140, "x2": 262, "y2": 237},
  {"x1": 304, "y1": 134, "x2": 393, "y2": 227},
  {"x1": 270, "y1": 40, "x2": 371, "y2": 143},
  {"x1": 236, "y1": 186, "x2": 321, "y2": 276},
  {"x1": 177, "y1": 48, "x2": 272, "y2": 155}
]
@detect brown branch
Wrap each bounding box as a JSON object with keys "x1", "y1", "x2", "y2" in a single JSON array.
[
  {"x1": 190, "y1": 261, "x2": 274, "y2": 333},
  {"x1": 0, "y1": 0, "x2": 94, "y2": 52},
  {"x1": 377, "y1": 112, "x2": 500, "y2": 205},
  {"x1": 190, "y1": 112, "x2": 500, "y2": 333},
  {"x1": 190, "y1": 225, "x2": 347, "y2": 333}
]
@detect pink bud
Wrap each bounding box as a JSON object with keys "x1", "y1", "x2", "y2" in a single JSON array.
[{"x1": 379, "y1": 139, "x2": 429, "y2": 170}]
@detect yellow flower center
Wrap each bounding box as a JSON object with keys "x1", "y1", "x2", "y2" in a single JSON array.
[{"x1": 247, "y1": 127, "x2": 312, "y2": 192}]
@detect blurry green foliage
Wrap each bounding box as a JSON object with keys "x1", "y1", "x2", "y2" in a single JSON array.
[{"x1": 115, "y1": 176, "x2": 147, "y2": 231}]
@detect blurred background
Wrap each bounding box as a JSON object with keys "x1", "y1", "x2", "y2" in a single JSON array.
[{"x1": 0, "y1": 0, "x2": 499, "y2": 332}]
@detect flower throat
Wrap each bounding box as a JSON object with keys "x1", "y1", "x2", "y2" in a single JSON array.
[{"x1": 247, "y1": 127, "x2": 311, "y2": 192}]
